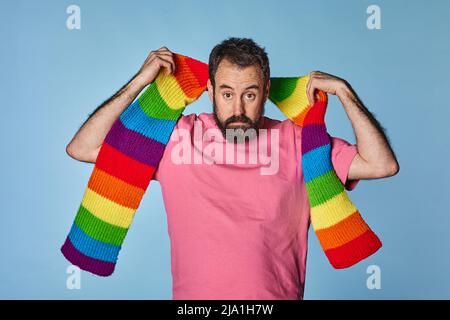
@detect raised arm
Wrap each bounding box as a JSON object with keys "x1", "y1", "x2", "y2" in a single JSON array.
[
  {"x1": 66, "y1": 47, "x2": 176, "y2": 163},
  {"x1": 306, "y1": 71, "x2": 399, "y2": 180}
]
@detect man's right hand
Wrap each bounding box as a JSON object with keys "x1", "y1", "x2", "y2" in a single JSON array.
[
  {"x1": 135, "y1": 46, "x2": 176, "y2": 87},
  {"x1": 66, "y1": 46, "x2": 177, "y2": 163}
]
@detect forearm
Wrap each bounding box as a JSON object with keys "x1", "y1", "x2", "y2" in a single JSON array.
[
  {"x1": 337, "y1": 83, "x2": 398, "y2": 171},
  {"x1": 67, "y1": 73, "x2": 146, "y2": 162}
]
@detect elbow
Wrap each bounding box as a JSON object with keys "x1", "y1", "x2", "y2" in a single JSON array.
[
  {"x1": 66, "y1": 142, "x2": 83, "y2": 161},
  {"x1": 387, "y1": 160, "x2": 400, "y2": 176},
  {"x1": 376, "y1": 160, "x2": 400, "y2": 178},
  {"x1": 66, "y1": 142, "x2": 96, "y2": 163}
]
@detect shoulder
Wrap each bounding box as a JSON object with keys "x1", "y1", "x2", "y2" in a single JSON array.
[
  {"x1": 329, "y1": 135, "x2": 355, "y2": 149},
  {"x1": 261, "y1": 116, "x2": 299, "y2": 131},
  {"x1": 263, "y1": 117, "x2": 302, "y2": 142},
  {"x1": 175, "y1": 112, "x2": 220, "y2": 130},
  {"x1": 175, "y1": 112, "x2": 198, "y2": 129}
]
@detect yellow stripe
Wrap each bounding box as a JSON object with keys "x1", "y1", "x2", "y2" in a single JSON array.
[
  {"x1": 310, "y1": 191, "x2": 358, "y2": 230},
  {"x1": 81, "y1": 188, "x2": 136, "y2": 228},
  {"x1": 277, "y1": 75, "x2": 311, "y2": 119},
  {"x1": 155, "y1": 74, "x2": 189, "y2": 110}
]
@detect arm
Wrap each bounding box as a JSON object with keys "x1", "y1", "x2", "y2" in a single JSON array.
[
  {"x1": 307, "y1": 71, "x2": 399, "y2": 180},
  {"x1": 66, "y1": 47, "x2": 176, "y2": 163}
]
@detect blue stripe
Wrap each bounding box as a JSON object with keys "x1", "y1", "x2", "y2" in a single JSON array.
[
  {"x1": 302, "y1": 143, "x2": 333, "y2": 182},
  {"x1": 119, "y1": 99, "x2": 177, "y2": 145},
  {"x1": 68, "y1": 222, "x2": 121, "y2": 263}
]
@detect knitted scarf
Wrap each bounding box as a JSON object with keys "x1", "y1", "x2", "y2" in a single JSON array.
[{"x1": 61, "y1": 53, "x2": 381, "y2": 276}]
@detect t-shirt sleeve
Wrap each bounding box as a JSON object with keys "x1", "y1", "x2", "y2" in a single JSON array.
[
  {"x1": 329, "y1": 135, "x2": 360, "y2": 191},
  {"x1": 289, "y1": 120, "x2": 360, "y2": 191}
]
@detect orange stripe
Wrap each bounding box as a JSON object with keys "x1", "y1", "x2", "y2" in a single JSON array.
[
  {"x1": 291, "y1": 106, "x2": 310, "y2": 126},
  {"x1": 292, "y1": 91, "x2": 328, "y2": 126},
  {"x1": 87, "y1": 167, "x2": 145, "y2": 209},
  {"x1": 174, "y1": 55, "x2": 203, "y2": 99},
  {"x1": 315, "y1": 211, "x2": 369, "y2": 251}
]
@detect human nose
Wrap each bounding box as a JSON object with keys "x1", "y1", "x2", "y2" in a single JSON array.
[{"x1": 232, "y1": 97, "x2": 245, "y2": 117}]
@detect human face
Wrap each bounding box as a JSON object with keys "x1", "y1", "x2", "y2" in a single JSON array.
[{"x1": 207, "y1": 58, "x2": 270, "y2": 143}]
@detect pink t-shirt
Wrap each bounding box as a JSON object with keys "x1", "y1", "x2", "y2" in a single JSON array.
[{"x1": 152, "y1": 112, "x2": 359, "y2": 300}]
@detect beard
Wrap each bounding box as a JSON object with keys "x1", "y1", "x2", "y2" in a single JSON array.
[{"x1": 213, "y1": 97, "x2": 265, "y2": 144}]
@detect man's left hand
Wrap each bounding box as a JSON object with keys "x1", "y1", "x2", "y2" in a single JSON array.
[{"x1": 306, "y1": 71, "x2": 348, "y2": 105}]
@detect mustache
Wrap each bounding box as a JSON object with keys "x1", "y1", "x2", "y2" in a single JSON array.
[{"x1": 225, "y1": 115, "x2": 252, "y2": 126}]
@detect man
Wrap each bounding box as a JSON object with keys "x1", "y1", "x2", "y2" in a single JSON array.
[{"x1": 66, "y1": 37, "x2": 399, "y2": 299}]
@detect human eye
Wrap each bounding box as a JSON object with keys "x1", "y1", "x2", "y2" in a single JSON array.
[
  {"x1": 245, "y1": 93, "x2": 256, "y2": 100},
  {"x1": 223, "y1": 92, "x2": 233, "y2": 100}
]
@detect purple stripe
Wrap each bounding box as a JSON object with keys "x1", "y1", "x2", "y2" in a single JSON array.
[
  {"x1": 301, "y1": 124, "x2": 330, "y2": 154},
  {"x1": 61, "y1": 237, "x2": 115, "y2": 277},
  {"x1": 104, "y1": 119, "x2": 166, "y2": 167}
]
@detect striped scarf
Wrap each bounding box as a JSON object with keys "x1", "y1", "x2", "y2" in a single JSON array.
[{"x1": 61, "y1": 53, "x2": 381, "y2": 276}]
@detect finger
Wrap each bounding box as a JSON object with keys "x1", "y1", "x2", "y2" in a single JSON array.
[
  {"x1": 158, "y1": 46, "x2": 172, "y2": 54},
  {"x1": 157, "y1": 56, "x2": 173, "y2": 75},
  {"x1": 306, "y1": 77, "x2": 315, "y2": 106},
  {"x1": 144, "y1": 50, "x2": 156, "y2": 63},
  {"x1": 156, "y1": 53, "x2": 176, "y2": 73},
  {"x1": 148, "y1": 48, "x2": 170, "y2": 62},
  {"x1": 149, "y1": 52, "x2": 174, "y2": 72},
  {"x1": 154, "y1": 52, "x2": 173, "y2": 61},
  {"x1": 309, "y1": 86, "x2": 316, "y2": 106},
  {"x1": 313, "y1": 70, "x2": 323, "y2": 77}
]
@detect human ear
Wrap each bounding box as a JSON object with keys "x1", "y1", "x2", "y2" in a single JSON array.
[
  {"x1": 207, "y1": 79, "x2": 214, "y2": 102},
  {"x1": 265, "y1": 79, "x2": 271, "y2": 99}
]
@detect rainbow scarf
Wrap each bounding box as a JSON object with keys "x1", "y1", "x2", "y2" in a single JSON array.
[
  {"x1": 61, "y1": 53, "x2": 381, "y2": 276},
  {"x1": 268, "y1": 78, "x2": 381, "y2": 268}
]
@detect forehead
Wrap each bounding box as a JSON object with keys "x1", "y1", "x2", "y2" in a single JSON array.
[{"x1": 215, "y1": 59, "x2": 263, "y2": 88}]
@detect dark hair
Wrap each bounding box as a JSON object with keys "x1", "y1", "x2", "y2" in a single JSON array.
[{"x1": 208, "y1": 37, "x2": 270, "y2": 87}]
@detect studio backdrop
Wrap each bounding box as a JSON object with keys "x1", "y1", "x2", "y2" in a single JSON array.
[{"x1": 1, "y1": 0, "x2": 449, "y2": 299}]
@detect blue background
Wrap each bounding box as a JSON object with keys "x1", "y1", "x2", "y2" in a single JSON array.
[{"x1": 1, "y1": 0, "x2": 449, "y2": 299}]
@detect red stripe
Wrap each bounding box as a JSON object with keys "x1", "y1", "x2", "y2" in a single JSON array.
[
  {"x1": 324, "y1": 229, "x2": 382, "y2": 269},
  {"x1": 95, "y1": 142, "x2": 155, "y2": 190},
  {"x1": 184, "y1": 55, "x2": 209, "y2": 87},
  {"x1": 303, "y1": 100, "x2": 327, "y2": 125}
]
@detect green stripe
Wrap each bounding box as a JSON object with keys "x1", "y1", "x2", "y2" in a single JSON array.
[
  {"x1": 268, "y1": 77, "x2": 298, "y2": 103},
  {"x1": 74, "y1": 205, "x2": 128, "y2": 246},
  {"x1": 305, "y1": 170, "x2": 344, "y2": 207},
  {"x1": 138, "y1": 82, "x2": 185, "y2": 121}
]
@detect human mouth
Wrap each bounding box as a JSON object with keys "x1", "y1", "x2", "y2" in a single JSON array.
[{"x1": 230, "y1": 121, "x2": 246, "y2": 125}]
